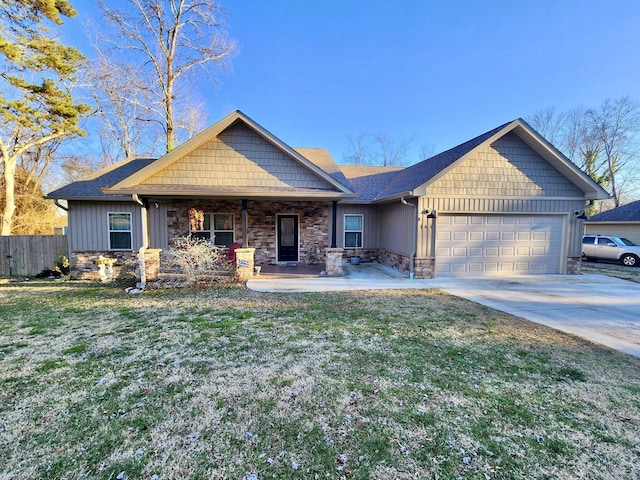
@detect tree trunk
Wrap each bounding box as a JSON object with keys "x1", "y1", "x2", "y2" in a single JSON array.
[{"x1": 2, "y1": 157, "x2": 17, "y2": 235}]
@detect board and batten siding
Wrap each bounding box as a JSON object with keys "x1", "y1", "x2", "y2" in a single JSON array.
[
  {"x1": 139, "y1": 123, "x2": 334, "y2": 191},
  {"x1": 148, "y1": 202, "x2": 169, "y2": 250},
  {"x1": 68, "y1": 201, "x2": 143, "y2": 251},
  {"x1": 334, "y1": 204, "x2": 380, "y2": 249},
  {"x1": 377, "y1": 200, "x2": 417, "y2": 256}
]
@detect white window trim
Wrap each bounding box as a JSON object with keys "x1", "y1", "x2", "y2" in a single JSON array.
[
  {"x1": 197, "y1": 212, "x2": 235, "y2": 246},
  {"x1": 344, "y1": 214, "x2": 363, "y2": 249},
  {"x1": 107, "y1": 212, "x2": 132, "y2": 250}
]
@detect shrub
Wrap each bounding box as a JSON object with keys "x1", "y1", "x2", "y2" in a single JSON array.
[{"x1": 160, "y1": 236, "x2": 234, "y2": 286}]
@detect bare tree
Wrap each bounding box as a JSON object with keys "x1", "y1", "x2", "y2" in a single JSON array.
[
  {"x1": 94, "y1": 0, "x2": 236, "y2": 154},
  {"x1": 85, "y1": 57, "x2": 159, "y2": 162},
  {"x1": 345, "y1": 132, "x2": 415, "y2": 166},
  {"x1": 529, "y1": 97, "x2": 640, "y2": 207},
  {"x1": 586, "y1": 96, "x2": 640, "y2": 207}
]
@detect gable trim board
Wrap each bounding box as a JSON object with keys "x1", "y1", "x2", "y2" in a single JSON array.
[{"x1": 46, "y1": 112, "x2": 610, "y2": 279}]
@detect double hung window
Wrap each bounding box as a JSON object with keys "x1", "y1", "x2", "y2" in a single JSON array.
[
  {"x1": 344, "y1": 214, "x2": 363, "y2": 248},
  {"x1": 108, "y1": 212, "x2": 132, "y2": 250}
]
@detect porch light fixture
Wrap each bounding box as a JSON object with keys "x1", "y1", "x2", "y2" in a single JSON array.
[
  {"x1": 264, "y1": 211, "x2": 273, "y2": 218},
  {"x1": 426, "y1": 211, "x2": 437, "y2": 219}
]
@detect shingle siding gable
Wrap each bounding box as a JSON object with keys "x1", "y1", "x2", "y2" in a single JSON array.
[
  {"x1": 427, "y1": 133, "x2": 584, "y2": 197},
  {"x1": 139, "y1": 123, "x2": 336, "y2": 190}
]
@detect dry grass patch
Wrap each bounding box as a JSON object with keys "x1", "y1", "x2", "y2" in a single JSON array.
[{"x1": 0, "y1": 281, "x2": 639, "y2": 479}]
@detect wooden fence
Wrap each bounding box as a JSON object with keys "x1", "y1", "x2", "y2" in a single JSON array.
[{"x1": 0, "y1": 235, "x2": 69, "y2": 277}]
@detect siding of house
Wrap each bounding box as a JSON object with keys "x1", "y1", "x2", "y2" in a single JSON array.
[
  {"x1": 138, "y1": 123, "x2": 334, "y2": 190},
  {"x1": 427, "y1": 133, "x2": 584, "y2": 197},
  {"x1": 417, "y1": 133, "x2": 587, "y2": 259},
  {"x1": 149, "y1": 202, "x2": 169, "y2": 250},
  {"x1": 584, "y1": 223, "x2": 640, "y2": 245},
  {"x1": 378, "y1": 200, "x2": 416, "y2": 256},
  {"x1": 334, "y1": 204, "x2": 380, "y2": 249},
  {"x1": 68, "y1": 201, "x2": 143, "y2": 251}
]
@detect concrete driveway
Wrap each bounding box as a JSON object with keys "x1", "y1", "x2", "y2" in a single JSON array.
[
  {"x1": 248, "y1": 265, "x2": 640, "y2": 357},
  {"x1": 425, "y1": 274, "x2": 640, "y2": 357}
]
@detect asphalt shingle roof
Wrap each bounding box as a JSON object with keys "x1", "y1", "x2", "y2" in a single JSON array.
[
  {"x1": 375, "y1": 121, "x2": 512, "y2": 199},
  {"x1": 46, "y1": 158, "x2": 158, "y2": 199},
  {"x1": 588, "y1": 199, "x2": 640, "y2": 222},
  {"x1": 338, "y1": 166, "x2": 404, "y2": 201}
]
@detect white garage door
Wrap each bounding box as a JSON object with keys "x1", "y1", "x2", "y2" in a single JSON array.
[{"x1": 436, "y1": 214, "x2": 564, "y2": 276}]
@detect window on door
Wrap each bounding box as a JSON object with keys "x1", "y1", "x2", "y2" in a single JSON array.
[
  {"x1": 191, "y1": 213, "x2": 235, "y2": 247},
  {"x1": 108, "y1": 212, "x2": 132, "y2": 250},
  {"x1": 344, "y1": 214, "x2": 363, "y2": 248}
]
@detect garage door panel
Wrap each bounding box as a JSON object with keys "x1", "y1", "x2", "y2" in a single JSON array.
[{"x1": 436, "y1": 214, "x2": 563, "y2": 276}]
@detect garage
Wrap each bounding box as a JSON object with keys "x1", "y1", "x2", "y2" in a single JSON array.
[{"x1": 435, "y1": 214, "x2": 564, "y2": 275}]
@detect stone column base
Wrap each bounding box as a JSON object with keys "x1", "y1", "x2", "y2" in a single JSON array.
[
  {"x1": 566, "y1": 256, "x2": 582, "y2": 275},
  {"x1": 325, "y1": 248, "x2": 344, "y2": 276},
  {"x1": 143, "y1": 249, "x2": 162, "y2": 281},
  {"x1": 235, "y1": 248, "x2": 256, "y2": 282}
]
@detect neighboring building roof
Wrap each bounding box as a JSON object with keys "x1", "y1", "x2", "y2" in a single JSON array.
[
  {"x1": 46, "y1": 158, "x2": 157, "y2": 200},
  {"x1": 587, "y1": 199, "x2": 640, "y2": 222}
]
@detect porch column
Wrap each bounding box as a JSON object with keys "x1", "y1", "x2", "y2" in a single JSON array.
[
  {"x1": 242, "y1": 199, "x2": 248, "y2": 248},
  {"x1": 331, "y1": 201, "x2": 337, "y2": 248}
]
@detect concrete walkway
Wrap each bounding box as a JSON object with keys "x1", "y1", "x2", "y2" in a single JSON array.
[{"x1": 247, "y1": 263, "x2": 640, "y2": 357}]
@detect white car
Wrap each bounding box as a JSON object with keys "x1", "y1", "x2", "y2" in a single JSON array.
[{"x1": 582, "y1": 235, "x2": 640, "y2": 267}]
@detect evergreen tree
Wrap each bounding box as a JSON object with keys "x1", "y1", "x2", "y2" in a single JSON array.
[{"x1": 0, "y1": 0, "x2": 90, "y2": 235}]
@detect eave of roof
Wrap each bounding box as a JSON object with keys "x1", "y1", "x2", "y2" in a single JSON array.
[{"x1": 106, "y1": 184, "x2": 355, "y2": 201}]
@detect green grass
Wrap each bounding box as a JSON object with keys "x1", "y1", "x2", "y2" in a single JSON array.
[{"x1": 0, "y1": 280, "x2": 639, "y2": 479}]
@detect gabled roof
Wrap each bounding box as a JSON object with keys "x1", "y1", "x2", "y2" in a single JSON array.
[
  {"x1": 46, "y1": 158, "x2": 157, "y2": 200},
  {"x1": 105, "y1": 110, "x2": 355, "y2": 198},
  {"x1": 370, "y1": 118, "x2": 611, "y2": 202},
  {"x1": 587, "y1": 199, "x2": 640, "y2": 222}
]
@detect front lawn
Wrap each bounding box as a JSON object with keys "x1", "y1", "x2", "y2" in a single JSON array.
[{"x1": 1, "y1": 281, "x2": 639, "y2": 479}]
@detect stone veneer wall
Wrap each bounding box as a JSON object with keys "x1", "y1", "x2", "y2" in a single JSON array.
[
  {"x1": 342, "y1": 248, "x2": 377, "y2": 263},
  {"x1": 167, "y1": 199, "x2": 329, "y2": 266},
  {"x1": 70, "y1": 251, "x2": 139, "y2": 281},
  {"x1": 566, "y1": 257, "x2": 582, "y2": 275},
  {"x1": 373, "y1": 249, "x2": 434, "y2": 279}
]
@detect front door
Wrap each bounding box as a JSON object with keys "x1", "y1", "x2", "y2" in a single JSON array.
[{"x1": 277, "y1": 215, "x2": 298, "y2": 262}]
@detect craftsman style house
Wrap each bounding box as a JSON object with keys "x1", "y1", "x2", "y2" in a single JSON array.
[{"x1": 47, "y1": 110, "x2": 609, "y2": 281}]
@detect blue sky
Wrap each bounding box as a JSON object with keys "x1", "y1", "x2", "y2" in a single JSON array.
[{"x1": 62, "y1": 0, "x2": 640, "y2": 164}]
